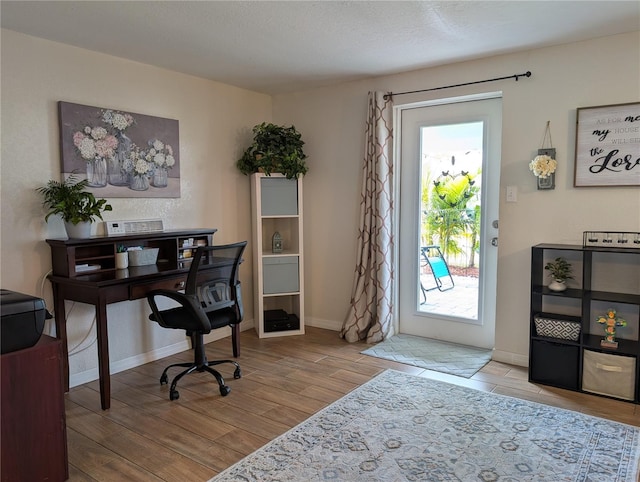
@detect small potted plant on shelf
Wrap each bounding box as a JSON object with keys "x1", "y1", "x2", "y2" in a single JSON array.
[
  {"x1": 544, "y1": 257, "x2": 574, "y2": 292},
  {"x1": 37, "y1": 173, "x2": 112, "y2": 238},
  {"x1": 236, "y1": 122, "x2": 308, "y2": 179}
]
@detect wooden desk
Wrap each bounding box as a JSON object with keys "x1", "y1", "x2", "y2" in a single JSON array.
[{"x1": 47, "y1": 228, "x2": 216, "y2": 410}]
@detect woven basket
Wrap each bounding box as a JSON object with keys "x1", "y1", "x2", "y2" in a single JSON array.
[
  {"x1": 534, "y1": 316, "x2": 581, "y2": 341},
  {"x1": 128, "y1": 248, "x2": 159, "y2": 267}
]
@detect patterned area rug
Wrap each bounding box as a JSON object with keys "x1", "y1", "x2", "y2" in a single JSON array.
[
  {"x1": 361, "y1": 334, "x2": 492, "y2": 378},
  {"x1": 211, "y1": 370, "x2": 640, "y2": 482}
]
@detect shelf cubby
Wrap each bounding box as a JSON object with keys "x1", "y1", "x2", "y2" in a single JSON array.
[{"x1": 530, "y1": 244, "x2": 640, "y2": 403}]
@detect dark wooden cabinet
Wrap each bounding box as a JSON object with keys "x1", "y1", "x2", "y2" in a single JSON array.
[
  {"x1": 1, "y1": 336, "x2": 68, "y2": 481},
  {"x1": 530, "y1": 244, "x2": 640, "y2": 403}
]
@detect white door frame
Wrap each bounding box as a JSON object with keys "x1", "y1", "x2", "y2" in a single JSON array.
[{"x1": 392, "y1": 92, "x2": 502, "y2": 348}]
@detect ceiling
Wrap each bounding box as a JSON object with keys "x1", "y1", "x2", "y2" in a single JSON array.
[{"x1": 2, "y1": 1, "x2": 639, "y2": 95}]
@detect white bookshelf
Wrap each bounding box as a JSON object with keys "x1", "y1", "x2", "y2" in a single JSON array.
[{"x1": 251, "y1": 173, "x2": 305, "y2": 338}]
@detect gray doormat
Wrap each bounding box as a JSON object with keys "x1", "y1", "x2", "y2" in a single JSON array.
[{"x1": 361, "y1": 333, "x2": 492, "y2": 378}]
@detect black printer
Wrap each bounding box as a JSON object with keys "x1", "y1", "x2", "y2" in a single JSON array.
[{"x1": 0, "y1": 289, "x2": 49, "y2": 354}]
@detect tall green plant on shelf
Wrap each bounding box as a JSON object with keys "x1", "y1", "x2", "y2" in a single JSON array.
[{"x1": 236, "y1": 122, "x2": 308, "y2": 179}]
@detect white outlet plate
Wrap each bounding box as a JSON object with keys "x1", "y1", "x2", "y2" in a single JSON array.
[{"x1": 105, "y1": 219, "x2": 164, "y2": 236}]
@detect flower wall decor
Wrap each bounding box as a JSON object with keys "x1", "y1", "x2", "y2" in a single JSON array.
[
  {"x1": 529, "y1": 120, "x2": 557, "y2": 190},
  {"x1": 529, "y1": 154, "x2": 557, "y2": 178},
  {"x1": 58, "y1": 101, "x2": 180, "y2": 198}
]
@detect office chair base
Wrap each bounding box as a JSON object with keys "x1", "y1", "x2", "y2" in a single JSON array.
[{"x1": 159, "y1": 359, "x2": 241, "y2": 401}]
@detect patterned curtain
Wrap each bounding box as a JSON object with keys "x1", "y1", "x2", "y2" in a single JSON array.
[{"x1": 340, "y1": 92, "x2": 394, "y2": 344}]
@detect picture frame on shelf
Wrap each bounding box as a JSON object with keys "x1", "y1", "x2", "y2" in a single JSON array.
[{"x1": 574, "y1": 102, "x2": 640, "y2": 187}]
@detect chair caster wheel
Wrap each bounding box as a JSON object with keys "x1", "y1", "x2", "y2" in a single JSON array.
[
  {"x1": 220, "y1": 385, "x2": 231, "y2": 396},
  {"x1": 160, "y1": 374, "x2": 168, "y2": 385},
  {"x1": 169, "y1": 390, "x2": 179, "y2": 401},
  {"x1": 234, "y1": 368, "x2": 242, "y2": 379}
]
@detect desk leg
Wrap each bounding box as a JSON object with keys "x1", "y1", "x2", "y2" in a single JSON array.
[
  {"x1": 51, "y1": 282, "x2": 70, "y2": 392},
  {"x1": 95, "y1": 300, "x2": 111, "y2": 410}
]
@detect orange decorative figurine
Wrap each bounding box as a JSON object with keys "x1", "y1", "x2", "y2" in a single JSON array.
[{"x1": 596, "y1": 308, "x2": 626, "y2": 348}]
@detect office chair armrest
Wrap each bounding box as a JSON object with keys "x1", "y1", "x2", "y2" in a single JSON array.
[{"x1": 147, "y1": 289, "x2": 212, "y2": 333}]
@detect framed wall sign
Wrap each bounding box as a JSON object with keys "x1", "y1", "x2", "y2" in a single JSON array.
[{"x1": 574, "y1": 102, "x2": 640, "y2": 187}]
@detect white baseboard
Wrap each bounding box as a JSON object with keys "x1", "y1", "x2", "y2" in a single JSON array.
[
  {"x1": 491, "y1": 349, "x2": 529, "y2": 368},
  {"x1": 305, "y1": 316, "x2": 341, "y2": 332},
  {"x1": 69, "y1": 319, "x2": 256, "y2": 389}
]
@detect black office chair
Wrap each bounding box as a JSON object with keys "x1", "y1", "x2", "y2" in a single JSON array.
[{"x1": 146, "y1": 241, "x2": 247, "y2": 401}]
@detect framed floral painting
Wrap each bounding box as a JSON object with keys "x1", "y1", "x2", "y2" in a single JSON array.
[{"x1": 58, "y1": 101, "x2": 180, "y2": 197}]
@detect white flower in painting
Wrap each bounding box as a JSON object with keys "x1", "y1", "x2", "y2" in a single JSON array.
[
  {"x1": 73, "y1": 128, "x2": 117, "y2": 161},
  {"x1": 146, "y1": 139, "x2": 175, "y2": 169},
  {"x1": 123, "y1": 145, "x2": 150, "y2": 177},
  {"x1": 76, "y1": 136, "x2": 96, "y2": 160},
  {"x1": 102, "y1": 109, "x2": 134, "y2": 131},
  {"x1": 153, "y1": 152, "x2": 166, "y2": 167},
  {"x1": 121, "y1": 157, "x2": 134, "y2": 175},
  {"x1": 529, "y1": 155, "x2": 557, "y2": 178},
  {"x1": 133, "y1": 159, "x2": 151, "y2": 176},
  {"x1": 91, "y1": 126, "x2": 108, "y2": 140}
]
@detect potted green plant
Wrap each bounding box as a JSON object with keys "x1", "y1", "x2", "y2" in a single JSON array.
[
  {"x1": 37, "y1": 174, "x2": 112, "y2": 238},
  {"x1": 236, "y1": 122, "x2": 308, "y2": 179},
  {"x1": 544, "y1": 257, "x2": 574, "y2": 291}
]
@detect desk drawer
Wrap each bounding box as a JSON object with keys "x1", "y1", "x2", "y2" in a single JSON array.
[{"x1": 129, "y1": 275, "x2": 187, "y2": 299}]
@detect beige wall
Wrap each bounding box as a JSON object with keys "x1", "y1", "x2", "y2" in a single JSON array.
[
  {"x1": 273, "y1": 31, "x2": 640, "y2": 365},
  {"x1": 0, "y1": 29, "x2": 270, "y2": 385},
  {"x1": 2, "y1": 29, "x2": 639, "y2": 386}
]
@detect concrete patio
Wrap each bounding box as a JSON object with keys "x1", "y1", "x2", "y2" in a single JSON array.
[{"x1": 419, "y1": 274, "x2": 479, "y2": 320}]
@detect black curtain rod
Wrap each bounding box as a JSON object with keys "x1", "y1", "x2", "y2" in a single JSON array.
[{"x1": 383, "y1": 71, "x2": 531, "y2": 100}]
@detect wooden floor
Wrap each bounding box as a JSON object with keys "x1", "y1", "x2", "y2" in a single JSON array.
[{"x1": 65, "y1": 327, "x2": 640, "y2": 481}]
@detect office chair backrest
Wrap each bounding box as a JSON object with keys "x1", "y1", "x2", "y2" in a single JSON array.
[{"x1": 185, "y1": 242, "x2": 247, "y2": 315}]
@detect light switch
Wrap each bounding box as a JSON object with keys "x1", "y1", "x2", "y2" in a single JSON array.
[{"x1": 506, "y1": 186, "x2": 518, "y2": 203}]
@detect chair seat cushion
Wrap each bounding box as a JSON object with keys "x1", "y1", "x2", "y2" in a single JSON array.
[
  {"x1": 207, "y1": 307, "x2": 239, "y2": 330},
  {"x1": 149, "y1": 306, "x2": 206, "y2": 332},
  {"x1": 150, "y1": 306, "x2": 239, "y2": 333}
]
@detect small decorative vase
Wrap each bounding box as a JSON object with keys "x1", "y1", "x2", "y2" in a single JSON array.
[
  {"x1": 537, "y1": 173, "x2": 555, "y2": 190},
  {"x1": 64, "y1": 221, "x2": 92, "y2": 239},
  {"x1": 548, "y1": 279, "x2": 567, "y2": 292},
  {"x1": 86, "y1": 157, "x2": 107, "y2": 187},
  {"x1": 130, "y1": 175, "x2": 149, "y2": 191},
  {"x1": 115, "y1": 252, "x2": 129, "y2": 270},
  {"x1": 152, "y1": 166, "x2": 168, "y2": 188},
  {"x1": 108, "y1": 157, "x2": 130, "y2": 186},
  {"x1": 109, "y1": 132, "x2": 132, "y2": 186}
]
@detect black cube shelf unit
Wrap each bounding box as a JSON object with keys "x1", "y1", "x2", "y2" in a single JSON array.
[{"x1": 530, "y1": 243, "x2": 640, "y2": 403}]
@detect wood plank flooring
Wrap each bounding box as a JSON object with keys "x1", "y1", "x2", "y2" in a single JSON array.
[{"x1": 65, "y1": 327, "x2": 640, "y2": 481}]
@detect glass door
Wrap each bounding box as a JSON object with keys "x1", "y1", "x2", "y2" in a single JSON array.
[{"x1": 398, "y1": 94, "x2": 502, "y2": 349}]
